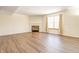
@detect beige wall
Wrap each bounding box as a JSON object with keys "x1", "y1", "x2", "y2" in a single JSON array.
[
  {"x1": 0, "y1": 13, "x2": 29, "y2": 36},
  {"x1": 42, "y1": 16, "x2": 47, "y2": 32},
  {"x1": 0, "y1": 8, "x2": 79, "y2": 38},
  {"x1": 43, "y1": 9, "x2": 79, "y2": 38},
  {"x1": 0, "y1": 12, "x2": 47, "y2": 36},
  {"x1": 62, "y1": 9, "x2": 79, "y2": 38},
  {"x1": 29, "y1": 15, "x2": 46, "y2": 32}
]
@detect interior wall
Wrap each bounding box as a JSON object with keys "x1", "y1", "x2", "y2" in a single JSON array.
[
  {"x1": 62, "y1": 9, "x2": 79, "y2": 38},
  {"x1": 29, "y1": 15, "x2": 42, "y2": 32},
  {"x1": 29, "y1": 15, "x2": 46, "y2": 32},
  {"x1": 0, "y1": 7, "x2": 79, "y2": 38},
  {"x1": 0, "y1": 13, "x2": 29, "y2": 36},
  {"x1": 42, "y1": 16, "x2": 47, "y2": 32},
  {"x1": 44, "y1": 9, "x2": 79, "y2": 38}
]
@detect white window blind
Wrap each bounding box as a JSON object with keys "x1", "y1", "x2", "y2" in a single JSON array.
[{"x1": 48, "y1": 15, "x2": 59, "y2": 29}]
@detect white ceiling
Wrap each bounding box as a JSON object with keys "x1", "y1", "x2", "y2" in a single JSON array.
[{"x1": 0, "y1": 6, "x2": 68, "y2": 15}]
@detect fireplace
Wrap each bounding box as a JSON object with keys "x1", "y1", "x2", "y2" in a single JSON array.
[{"x1": 32, "y1": 26, "x2": 39, "y2": 32}]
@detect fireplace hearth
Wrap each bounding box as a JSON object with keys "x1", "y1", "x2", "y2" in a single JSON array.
[{"x1": 32, "y1": 26, "x2": 39, "y2": 32}]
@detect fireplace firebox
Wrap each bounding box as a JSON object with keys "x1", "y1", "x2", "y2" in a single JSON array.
[{"x1": 32, "y1": 26, "x2": 39, "y2": 32}]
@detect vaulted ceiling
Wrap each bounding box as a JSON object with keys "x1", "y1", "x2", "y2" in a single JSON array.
[{"x1": 0, "y1": 6, "x2": 68, "y2": 15}]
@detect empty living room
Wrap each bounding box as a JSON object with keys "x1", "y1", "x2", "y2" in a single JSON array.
[{"x1": 0, "y1": 6, "x2": 79, "y2": 53}]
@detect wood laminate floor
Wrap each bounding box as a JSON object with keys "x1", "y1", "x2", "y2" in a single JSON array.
[{"x1": 0, "y1": 32, "x2": 79, "y2": 53}]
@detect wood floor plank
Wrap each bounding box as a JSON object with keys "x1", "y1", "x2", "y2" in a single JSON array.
[{"x1": 0, "y1": 32, "x2": 79, "y2": 53}]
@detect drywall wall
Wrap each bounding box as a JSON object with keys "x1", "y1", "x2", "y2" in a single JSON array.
[
  {"x1": 42, "y1": 16, "x2": 47, "y2": 32},
  {"x1": 44, "y1": 9, "x2": 79, "y2": 38},
  {"x1": 62, "y1": 8, "x2": 79, "y2": 38},
  {"x1": 0, "y1": 13, "x2": 29, "y2": 36},
  {"x1": 29, "y1": 15, "x2": 43, "y2": 32},
  {"x1": 29, "y1": 15, "x2": 46, "y2": 32},
  {"x1": 0, "y1": 7, "x2": 79, "y2": 38}
]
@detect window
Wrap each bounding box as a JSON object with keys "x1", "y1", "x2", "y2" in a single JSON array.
[{"x1": 48, "y1": 15, "x2": 59, "y2": 29}]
